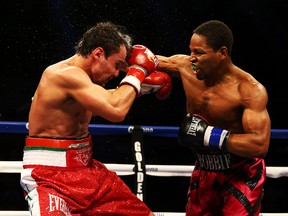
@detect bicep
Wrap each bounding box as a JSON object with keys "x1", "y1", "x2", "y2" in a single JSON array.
[
  {"x1": 62, "y1": 72, "x2": 117, "y2": 120},
  {"x1": 241, "y1": 87, "x2": 271, "y2": 148},
  {"x1": 242, "y1": 108, "x2": 270, "y2": 136},
  {"x1": 74, "y1": 83, "x2": 109, "y2": 113},
  {"x1": 229, "y1": 107, "x2": 270, "y2": 158},
  {"x1": 241, "y1": 81, "x2": 270, "y2": 135},
  {"x1": 227, "y1": 80, "x2": 270, "y2": 157}
]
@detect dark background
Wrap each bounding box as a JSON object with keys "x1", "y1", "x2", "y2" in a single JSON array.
[{"x1": 1, "y1": 0, "x2": 288, "y2": 213}]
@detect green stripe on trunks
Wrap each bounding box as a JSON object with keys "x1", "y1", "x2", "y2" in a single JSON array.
[{"x1": 24, "y1": 146, "x2": 67, "y2": 152}]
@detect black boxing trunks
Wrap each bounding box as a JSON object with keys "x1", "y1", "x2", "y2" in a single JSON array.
[
  {"x1": 20, "y1": 136, "x2": 151, "y2": 216},
  {"x1": 186, "y1": 157, "x2": 265, "y2": 216}
]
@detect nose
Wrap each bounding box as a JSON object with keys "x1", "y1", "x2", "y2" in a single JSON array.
[
  {"x1": 190, "y1": 55, "x2": 196, "y2": 64},
  {"x1": 190, "y1": 52, "x2": 196, "y2": 61}
]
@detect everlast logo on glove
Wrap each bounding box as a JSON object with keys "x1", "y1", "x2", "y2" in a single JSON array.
[
  {"x1": 178, "y1": 113, "x2": 229, "y2": 150},
  {"x1": 186, "y1": 116, "x2": 201, "y2": 136}
]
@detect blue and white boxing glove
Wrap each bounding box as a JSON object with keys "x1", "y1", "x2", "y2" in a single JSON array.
[{"x1": 178, "y1": 113, "x2": 230, "y2": 150}]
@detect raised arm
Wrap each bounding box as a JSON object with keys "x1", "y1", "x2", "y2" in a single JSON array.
[
  {"x1": 156, "y1": 54, "x2": 191, "y2": 79},
  {"x1": 75, "y1": 45, "x2": 159, "y2": 122}
]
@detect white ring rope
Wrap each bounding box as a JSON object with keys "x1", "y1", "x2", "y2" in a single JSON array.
[
  {"x1": 1, "y1": 123, "x2": 288, "y2": 215},
  {"x1": 1, "y1": 161, "x2": 288, "y2": 178}
]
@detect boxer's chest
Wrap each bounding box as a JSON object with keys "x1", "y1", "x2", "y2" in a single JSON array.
[{"x1": 185, "y1": 85, "x2": 242, "y2": 128}]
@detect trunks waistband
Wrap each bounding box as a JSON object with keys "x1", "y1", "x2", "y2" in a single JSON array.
[
  {"x1": 195, "y1": 152, "x2": 250, "y2": 171},
  {"x1": 23, "y1": 136, "x2": 93, "y2": 168},
  {"x1": 25, "y1": 135, "x2": 92, "y2": 149}
]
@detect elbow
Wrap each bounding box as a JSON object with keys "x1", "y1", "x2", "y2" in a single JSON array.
[
  {"x1": 260, "y1": 145, "x2": 269, "y2": 158},
  {"x1": 110, "y1": 115, "x2": 126, "y2": 123},
  {"x1": 245, "y1": 147, "x2": 267, "y2": 159},
  {"x1": 257, "y1": 151, "x2": 267, "y2": 159},
  {"x1": 107, "y1": 110, "x2": 127, "y2": 123},
  {"x1": 254, "y1": 141, "x2": 270, "y2": 158}
]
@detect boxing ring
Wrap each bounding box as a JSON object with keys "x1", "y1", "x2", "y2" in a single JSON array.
[{"x1": 1, "y1": 121, "x2": 288, "y2": 216}]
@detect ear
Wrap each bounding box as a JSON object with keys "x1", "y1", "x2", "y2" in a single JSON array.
[
  {"x1": 218, "y1": 46, "x2": 228, "y2": 60},
  {"x1": 91, "y1": 47, "x2": 104, "y2": 60}
]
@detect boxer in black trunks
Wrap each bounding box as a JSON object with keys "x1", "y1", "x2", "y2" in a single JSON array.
[{"x1": 157, "y1": 20, "x2": 270, "y2": 216}]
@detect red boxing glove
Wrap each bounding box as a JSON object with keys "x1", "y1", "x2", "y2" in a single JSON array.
[
  {"x1": 120, "y1": 45, "x2": 159, "y2": 94},
  {"x1": 127, "y1": 45, "x2": 159, "y2": 75},
  {"x1": 119, "y1": 66, "x2": 146, "y2": 94},
  {"x1": 140, "y1": 70, "x2": 172, "y2": 100}
]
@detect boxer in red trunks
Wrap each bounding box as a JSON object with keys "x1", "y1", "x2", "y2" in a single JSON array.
[
  {"x1": 20, "y1": 22, "x2": 171, "y2": 216},
  {"x1": 157, "y1": 20, "x2": 270, "y2": 215}
]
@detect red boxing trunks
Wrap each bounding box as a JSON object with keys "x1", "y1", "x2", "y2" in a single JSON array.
[
  {"x1": 20, "y1": 136, "x2": 151, "y2": 216},
  {"x1": 186, "y1": 158, "x2": 265, "y2": 216}
]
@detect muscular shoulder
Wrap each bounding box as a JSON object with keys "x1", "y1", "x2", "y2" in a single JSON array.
[
  {"x1": 44, "y1": 63, "x2": 90, "y2": 89},
  {"x1": 238, "y1": 72, "x2": 268, "y2": 109}
]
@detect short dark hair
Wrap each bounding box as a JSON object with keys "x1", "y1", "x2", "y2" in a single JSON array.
[
  {"x1": 75, "y1": 21, "x2": 132, "y2": 58},
  {"x1": 193, "y1": 20, "x2": 233, "y2": 56}
]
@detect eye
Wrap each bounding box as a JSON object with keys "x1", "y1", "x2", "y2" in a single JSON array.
[
  {"x1": 191, "y1": 49, "x2": 206, "y2": 56},
  {"x1": 115, "y1": 62, "x2": 122, "y2": 70}
]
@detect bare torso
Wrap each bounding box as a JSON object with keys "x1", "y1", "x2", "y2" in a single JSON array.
[
  {"x1": 157, "y1": 54, "x2": 270, "y2": 152},
  {"x1": 181, "y1": 67, "x2": 244, "y2": 132},
  {"x1": 28, "y1": 58, "x2": 91, "y2": 138},
  {"x1": 28, "y1": 47, "x2": 138, "y2": 139}
]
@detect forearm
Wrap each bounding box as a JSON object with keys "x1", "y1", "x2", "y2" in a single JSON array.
[
  {"x1": 226, "y1": 133, "x2": 269, "y2": 158},
  {"x1": 101, "y1": 85, "x2": 137, "y2": 122},
  {"x1": 156, "y1": 55, "x2": 180, "y2": 77},
  {"x1": 157, "y1": 54, "x2": 191, "y2": 79}
]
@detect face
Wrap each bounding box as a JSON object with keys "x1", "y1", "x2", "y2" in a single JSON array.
[
  {"x1": 189, "y1": 34, "x2": 220, "y2": 80},
  {"x1": 91, "y1": 45, "x2": 127, "y2": 86}
]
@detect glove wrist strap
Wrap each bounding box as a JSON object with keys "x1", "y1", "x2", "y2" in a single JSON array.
[
  {"x1": 120, "y1": 76, "x2": 141, "y2": 94},
  {"x1": 204, "y1": 126, "x2": 230, "y2": 149}
]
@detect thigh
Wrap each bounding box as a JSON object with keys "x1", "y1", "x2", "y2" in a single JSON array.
[
  {"x1": 186, "y1": 169, "x2": 224, "y2": 216},
  {"x1": 32, "y1": 186, "x2": 78, "y2": 216},
  {"x1": 222, "y1": 160, "x2": 265, "y2": 216},
  {"x1": 86, "y1": 164, "x2": 151, "y2": 216}
]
